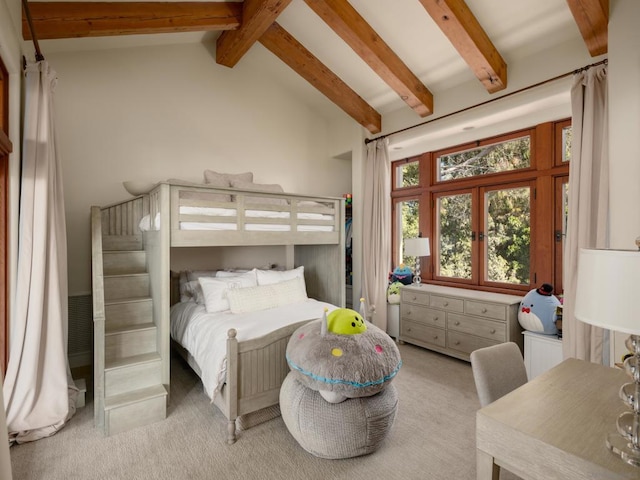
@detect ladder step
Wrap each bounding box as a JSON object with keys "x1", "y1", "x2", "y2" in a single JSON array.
[
  {"x1": 105, "y1": 297, "x2": 153, "y2": 329},
  {"x1": 104, "y1": 385, "x2": 167, "y2": 436},
  {"x1": 102, "y1": 235, "x2": 143, "y2": 251},
  {"x1": 105, "y1": 353, "x2": 163, "y2": 397},
  {"x1": 106, "y1": 352, "x2": 161, "y2": 371},
  {"x1": 104, "y1": 274, "x2": 150, "y2": 301},
  {"x1": 103, "y1": 250, "x2": 146, "y2": 275},
  {"x1": 105, "y1": 323, "x2": 157, "y2": 361},
  {"x1": 105, "y1": 384, "x2": 167, "y2": 410},
  {"x1": 106, "y1": 322, "x2": 155, "y2": 336}
]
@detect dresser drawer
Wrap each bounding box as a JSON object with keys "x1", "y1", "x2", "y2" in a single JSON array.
[
  {"x1": 401, "y1": 304, "x2": 445, "y2": 328},
  {"x1": 429, "y1": 295, "x2": 464, "y2": 313},
  {"x1": 401, "y1": 289, "x2": 430, "y2": 306},
  {"x1": 447, "y1": 313, "x2": 506, "y2": 342},
  {"x1": 465, "y1": 300, "x2": 507, "y2": 321},
  {"x1": 401, "y1": 320, "x2": 446, "y2": 348},
  {"x1": 447, "y1": 330, "x2": 499, "y2": 356}
]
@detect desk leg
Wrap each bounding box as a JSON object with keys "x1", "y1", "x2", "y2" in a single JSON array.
[{"x1": 477, "y1": 449, "x2": 500, "y2": 480}]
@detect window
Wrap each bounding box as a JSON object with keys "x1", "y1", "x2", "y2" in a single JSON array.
[
  {"x1": 395, "y1": 160, "x2": 419, "y2": 188},
  {"x1": 395, "y1": 198, "x2": 420, "y2": 266},
  {"x1": 392, "y1": 121, "x2": 569, "y2": 295},
  {"x1": 437, "y1": 135, "x2": 531, "y2": 181}
]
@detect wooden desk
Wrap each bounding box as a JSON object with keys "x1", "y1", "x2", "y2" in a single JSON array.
[{"x1": 476, "y1": 358, "x2": 640, "y2": 480}]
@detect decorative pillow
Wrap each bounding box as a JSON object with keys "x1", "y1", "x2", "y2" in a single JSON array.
[
  {"x1": 227, "y1": 277, "x2": 308, "y2": 314},
  {"x1": 256, "y1": 266, "x2": 304, "y2": 286},
  {"x1": 199, "y1": 271, "x2": 258, "y2": 313},
  {"x1": 230, "y1": 179, "x2": 287, "y2": 206},
  {"x1": 203, "y1": 170, "x2": 253, "y2": 187},
  {"x1": 181, "y1": 280, "x2": 205, "y2": 304},
  {"x1": 186, "y1": 270, "x2": 219, "y2": 282}
]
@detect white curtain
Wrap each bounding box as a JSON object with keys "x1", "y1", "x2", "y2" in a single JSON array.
[
  {"x1": 3, "y1": 61, "x2": 77, "y2": 444},
  {"x1": 562, "y1": 64, "x2": 609, "y2": 363},
  {"x1": 362, "y1": 139, "x2": 391, "y2": 331}
]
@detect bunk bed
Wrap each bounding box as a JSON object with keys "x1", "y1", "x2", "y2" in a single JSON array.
[{"x1": 95, "y1": 180, "x2": 345, "y2": 442}]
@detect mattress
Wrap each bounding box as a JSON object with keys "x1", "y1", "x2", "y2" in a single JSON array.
[{"x1": 170, "y1": 299, "x2": 338, "y2": 400}]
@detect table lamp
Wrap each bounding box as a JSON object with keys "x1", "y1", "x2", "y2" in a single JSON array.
[
  {"x1": 404, "y1": 237, "x2": 430, "y2": 284},
  {"x1": 574, "y1": 243, "x2": 640, "y2": 467}
]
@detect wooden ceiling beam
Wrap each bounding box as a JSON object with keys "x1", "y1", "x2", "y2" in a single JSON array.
[
  {"x1": 418, "y1": 0, "x2": 507, "y2": 93},
  {"x1": 565, "y1": 0, "x2": 608, "y2": 56},
  {"x1": 22, "y1": 2, "x2": 242, "y2": 40},
  {"x1": 216, "y1": 0, "x2": 293, "y2": 68},
  {"x1": 304, "y1": 0, "x2": 433, "y2": 117},
  {"x1": 259, "y1": 22, "x2": 381, "y2": 134}
]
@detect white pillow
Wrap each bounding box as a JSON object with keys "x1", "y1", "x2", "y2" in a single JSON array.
[
  {"x1": 199, "y1": 271, "x2": 258, "y2": 313},
  {"x1": 256, "y1": 266, "x2": 304, "y2": 286},
  {"x1": 227, "y1": 277, "x2": 308, "y2": 314},
  {"x1": 215, "y1": 269, "x2": 251, "y2": 278}
]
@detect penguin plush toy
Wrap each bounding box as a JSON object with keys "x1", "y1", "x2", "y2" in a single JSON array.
[{"x1": 517, "y1": 283, "x2": 561, "y2": 335}]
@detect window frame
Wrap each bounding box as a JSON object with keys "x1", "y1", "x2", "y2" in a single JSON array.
[
  {"x1": 0, "y1": 55, "x2": 10, "y2": 376},
  {"x1": 391, "y1": 120, "x2": 570, "y2": 296}
]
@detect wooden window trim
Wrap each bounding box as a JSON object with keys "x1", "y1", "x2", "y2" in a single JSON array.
[
  {"x1": 0, "y1": 54, "x2": 10, "y2": 376},
  {"x1": 391, "y1": 119, "x2": 570, "y2": 296}
]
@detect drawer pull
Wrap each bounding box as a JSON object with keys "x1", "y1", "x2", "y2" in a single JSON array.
[
  {"x1": 434, "y1": 316, "x2": 439, "y2": 321},
  {"x1": 454, "y1": 340, "x2": 460, "y2": 345},
  {"x1": 433, "y1": 335, "x2": 439, "y2": 340},
  {"x1": 443, "y1": 301, "x2": 449, "y2": 306},
  {"x1": 412, "y1": 296, "x2": 417, "y2": 301},
  {"x1": 454, "y1": 321, "x2": 460, "y2": 326},
  {"x1": 490, "y1": 329, "x2": 496, "y2": 334},
  {"x1": 481, "y1": 308, "x2": 488, "y2": 313},
  {"x1": 407, "y1": 328, "x2": 412, "y2": 332}
]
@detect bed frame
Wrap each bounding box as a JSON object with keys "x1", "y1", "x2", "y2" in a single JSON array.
[{"x1": 94, "y1": 181, "x2": 345, "y2": 442}]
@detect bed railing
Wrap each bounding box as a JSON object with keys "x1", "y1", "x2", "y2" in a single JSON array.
[{"x1": 100, "y1": 195, "x2": 150, "y2": 236}]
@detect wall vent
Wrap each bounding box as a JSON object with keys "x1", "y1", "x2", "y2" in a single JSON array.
[{"x1": 68, "y1": 294, "x2": 92, "y2": 368}]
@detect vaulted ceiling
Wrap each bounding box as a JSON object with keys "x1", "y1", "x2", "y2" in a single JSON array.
[{"x1": 22, "y1": 0, "x2": 608, "y2": 134}]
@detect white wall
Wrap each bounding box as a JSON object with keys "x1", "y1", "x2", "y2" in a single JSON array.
[
  {"x1": 608, "y1": 0, "x2": 640, "y2": 364},
  {"x1": 46, "y1": 42, "x2": 351, "y2": 295},
  {"x1": 378, "y1": 35, "x2": 603, "y2": 160}
]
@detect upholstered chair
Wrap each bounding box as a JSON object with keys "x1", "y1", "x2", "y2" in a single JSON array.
[{"x1": 470, "y1": 342, "x2": 528, "y2": 407}]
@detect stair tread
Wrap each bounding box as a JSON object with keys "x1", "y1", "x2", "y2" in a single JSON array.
[
  {"x1": 106, "y1": 352, "x2": 161, "y2": 371},
  {"x1": 105, "y1": 296, "x2": 151, "y2": 306},
  {"x1": 104, "y1": 250, "x2": 145, "y2": 254},
  {"x1": 104, "y1": 272, "x2": 149, "y2": 279},
  {"x1": 106, "y1": 322, "x2": 155, "y2": 335},
  {"x1": 104, "y1": 384, "x2": 167, "y2": 410}
]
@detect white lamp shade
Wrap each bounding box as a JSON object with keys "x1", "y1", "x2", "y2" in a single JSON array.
[
  {"x1": 575, "y1": 248, "x2": 640, "y2": 335},
  {"x1": 404, "y1": 237, "x2": 430, "y2": 257}
]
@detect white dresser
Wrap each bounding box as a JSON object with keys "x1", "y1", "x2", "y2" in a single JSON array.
[
  {"x1": 399, "y1": 284, "x2": 523, "y2": 361},
  {"x1": 523, "y1": 330, "x2": 563, "y2": 380}
]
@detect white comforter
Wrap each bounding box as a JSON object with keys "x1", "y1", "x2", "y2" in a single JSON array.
[{"x1": 170, "y1": 300, "x2": 338, "y2": 400}]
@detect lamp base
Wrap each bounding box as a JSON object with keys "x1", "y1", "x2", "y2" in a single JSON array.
[
  {"x1": 607, "y1": 433, "x2": 640, "y2": 467},
  {"x1": 412, "y1": 260, "x2": 421, "y2": 284}
]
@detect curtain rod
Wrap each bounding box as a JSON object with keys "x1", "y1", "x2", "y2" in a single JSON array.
[
  {"x1": 21, "y1": 0, "x2": 45, "y2": 67},
  {"x1": 364, "y1": 58, "x2": 608, "y2": 145}
]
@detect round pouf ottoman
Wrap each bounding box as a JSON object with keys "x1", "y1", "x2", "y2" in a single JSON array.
[{"x1": 280, "y1": 372, "x2": 398, "y2": 459}]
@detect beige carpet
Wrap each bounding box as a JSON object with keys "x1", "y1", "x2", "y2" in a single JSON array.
[{"x1": 10, "y1": 343, "x2": 520, "y2": 480}]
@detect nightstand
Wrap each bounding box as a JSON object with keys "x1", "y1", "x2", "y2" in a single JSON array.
[{"x1": 523, "y1": 330, "x2": 563, "y2": 380}]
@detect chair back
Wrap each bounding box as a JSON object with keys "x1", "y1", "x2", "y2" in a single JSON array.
[{"x1": 470, "y1": 342, "x2": 528, "y2": 407}]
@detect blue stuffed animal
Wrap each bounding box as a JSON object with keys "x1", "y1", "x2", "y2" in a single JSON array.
[
  {"x1": 518, "y1": 283, "x2": 561, "y2": 335},
  {"x1": 390, "y1": 264, "x2": 413, "y2": 285}
]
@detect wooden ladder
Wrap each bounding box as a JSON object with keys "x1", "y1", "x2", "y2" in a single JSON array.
[{"x1": 91, "y1": 207, "x2": 167, "y2": 435}]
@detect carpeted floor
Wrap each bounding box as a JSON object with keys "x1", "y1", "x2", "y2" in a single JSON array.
[{"x1": 9, "y1": 343, "x2": 520, "y2": 480}]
